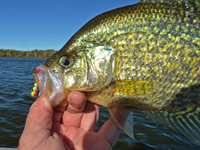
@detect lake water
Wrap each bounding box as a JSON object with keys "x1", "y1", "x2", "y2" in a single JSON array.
[{"x1": 0, "y1": 57, "x2": 199, "y2": 149}]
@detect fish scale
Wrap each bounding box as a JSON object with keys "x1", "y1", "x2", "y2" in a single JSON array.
[{"x1": 33, "y1": 0, "x2": 200, "y2": 144}]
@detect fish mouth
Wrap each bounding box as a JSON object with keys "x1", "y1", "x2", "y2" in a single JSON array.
[{"x1": 32, "y1": 65, "x2": 69, "y2": 107}]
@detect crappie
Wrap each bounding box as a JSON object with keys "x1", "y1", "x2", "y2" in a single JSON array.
[{"x1": 33, "y1": 0, "x2": 200, "y2": 144}]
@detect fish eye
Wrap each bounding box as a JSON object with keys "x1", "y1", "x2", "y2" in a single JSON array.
[{"x1": 59, "y1": 55, "x2": 74, "y2": 68}]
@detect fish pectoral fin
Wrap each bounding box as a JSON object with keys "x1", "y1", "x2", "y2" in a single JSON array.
[
  {"x1": 144, "y1": 105, "x2": 200, "y2": 145},
  {"x1": 108, "y1": 106, "x2": 135, "y2": 139}
]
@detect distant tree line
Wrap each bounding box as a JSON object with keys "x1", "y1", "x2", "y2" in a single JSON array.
[{"x1": 0, "y1": 49, "x2": 57, "y2": 58}]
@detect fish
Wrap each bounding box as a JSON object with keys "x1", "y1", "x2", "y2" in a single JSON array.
[{"x1": 33, "y1": 0, "x2": 200, "y2": 144}]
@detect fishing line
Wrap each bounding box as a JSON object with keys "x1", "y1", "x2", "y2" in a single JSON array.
[{"x1": 0, "y1": 21, "x2": 30, "y2": 51}]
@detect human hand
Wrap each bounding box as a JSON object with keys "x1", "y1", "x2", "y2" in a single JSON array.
[{"x1": 18, "y1": 91, "x2": 121, "y2": 150}]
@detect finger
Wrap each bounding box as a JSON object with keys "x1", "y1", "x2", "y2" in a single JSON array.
[
  {"x1": 80, "y1": 102, "x2": 99, "y2": 131},
  {"x1": 62, "y1": 91, "x2": 86, "y2": 127},
  {"x1": 67, "y1": 91, "x2": 86, "y2": 113},
  {"x1": 53, "y1": 91, "x2": 86, "y2": 123},
  {"x1": 98, "y1": 117, "x2": 121, "y2": 147},
  {"x1": 53, "y1": 101, "x2": 68, "y2": 113},
  {"x1": 27, "y1": 96, "x2": 53, "y2": 131},
  {"x1": 20, "y1": 96, "x2": 53, "y2": 142}
]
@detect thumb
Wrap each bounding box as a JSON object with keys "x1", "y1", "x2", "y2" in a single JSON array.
[
  {"x1": 20, "y1": 96, "x2": 53, "y2": 142},
  {"x1": 28, "y1": 95, "x2": 53, "y2": 130}
]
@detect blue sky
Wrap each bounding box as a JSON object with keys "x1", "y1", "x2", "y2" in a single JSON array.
[{"x1": 0, "y1": 0, "x2": 139, "y2": 51}]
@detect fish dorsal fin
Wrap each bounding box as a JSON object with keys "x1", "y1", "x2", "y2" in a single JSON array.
[
  {"x1": 144, "y1": 105, "x2": 200, "y2": 144},
  {"x1": 108, "y1": 106, "x2": 135, "y2": 139}
]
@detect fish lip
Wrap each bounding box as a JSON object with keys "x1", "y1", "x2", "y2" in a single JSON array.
[
  {"x1": 32, "y1": 68, "x2": 38, "y2": 84},
  {"x1": 32, "y1": 65, "x2": 49, "y2": 97},
  {"x1": 33, "y1": 65, "x2": 69, "y2": 107}
]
